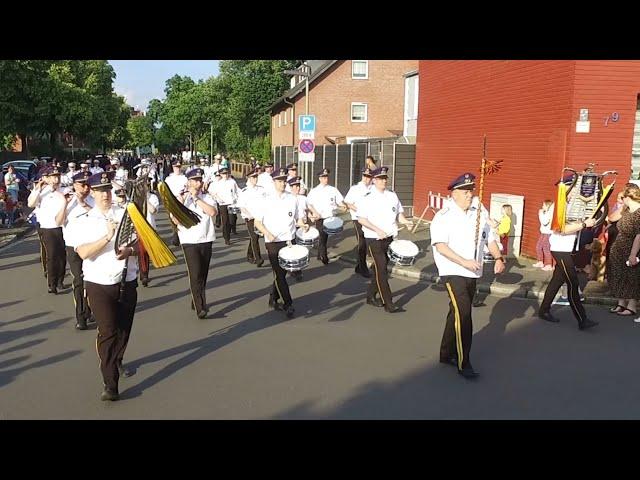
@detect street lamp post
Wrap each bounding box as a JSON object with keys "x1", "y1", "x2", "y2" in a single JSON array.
[{"x1": 203, "y1": 121, "x2": 213, "y2": 162}]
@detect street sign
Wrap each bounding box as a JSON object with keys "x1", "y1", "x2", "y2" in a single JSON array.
[
  {"x1": 299, "y1": 139, "x2": 315, "y2": 154},
  {"x1": 299, "y1": 152, "x2": 315, "y2": 163},
  {"x1": 299, "y1": 115, "x2": 316, "y2": 140}
]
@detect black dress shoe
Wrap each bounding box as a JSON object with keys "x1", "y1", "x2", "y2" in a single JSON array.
[
  {"x1": 366, "y1": 296, "x2": 384, "y2": 307},
  {"x1": 100, "y1": 388, "x2": 120, "y2": 401},
  {"x1": 225, "y1": 240, "x2": 231, "y2": 246},
  {"x1": 284, "y1": 305, "x2": 295, "y2": 319},
  {"x1": 537, "y1": 311, "x2": 559, "y2": 323},
  {"x1": 48, "y1": 287, "x2": 58, "y2": 295},
  {"x1": 579, "y1": 318, "x2": 599, "y2": 330},
  {"x1": 86, "y1": 315, "x2": 96, "y2": 324},
  {"x1": 75, "y1": 322, "x2": 88, "y2": 330},
  {"x1": 268, "y1": 297, "x2": 282, "y2": 311},
  {"x1": 141, "y1": 279, "x2": 149, "y2": 287},
  {"x1": 440, "y1": 357, "x2": 458, "y2": 367},
  {"x1": 197, "y1": 310, "x2": 208, "y2": 319},
  {"x1": 117, "y1": 362, "x2": 135, "y2": 378},
  {"x1": 256, "y1": 259, "x2": 264, "y2": 268},
  {"x1": 458, "y1": 367, "x2": 479, "y2": 379},
  {"x1": 321, "y1": 256, "x2": 329, "y2": 265},
  {"x1": 384, "y1": 304, "x2": 405, "y2": 313}
]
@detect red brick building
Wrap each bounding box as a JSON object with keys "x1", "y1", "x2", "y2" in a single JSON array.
[
  {"x1": 270, "y1": 60, "x2": 418, "y2": 147},
  {"x1": 414, "y1": 60, "x2": 640, "y2": 257}
]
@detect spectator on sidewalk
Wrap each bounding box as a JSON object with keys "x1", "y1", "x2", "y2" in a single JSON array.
[
  {"x1": 11, "y1": 201, "x2": 26, "y2": 226},
  {"x1": 0, "y1": 190, "x2": 8, "y2": 227},
  {"x1": 533, "y1": 200, "x2": 554, "y2": 270},
  {"x1": 496, "y1": 204, "x2": 512, "y2": 256},
  {"x1": 606, "y1": 184, "x2": 640, "y2": 317},
  {"x1": 4, "y1": 165, "x2": 20, "y2": 202}
]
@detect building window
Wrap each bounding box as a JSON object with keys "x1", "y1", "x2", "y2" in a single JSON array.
[
  {"x1": 352, "y1": 60, "x2": 368, "y2": 80},
  {"x1": 283, "y1": 110, "x2": 287, "y2": 125},
  {"x1": 290, "y1": 107, "x2": 294, "y2": 123},
  {"x1": 278, "y1": 113, "x2": 281, "y2": 128},
  {"x1": 351, "y1": 103, "x2": 368, "y2": 122}
]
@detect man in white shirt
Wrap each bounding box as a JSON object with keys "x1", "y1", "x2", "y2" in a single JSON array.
[
  {"x1": 27, "y1": 165, "x2": 68, "y2": 294},
  {"x1": 208, "y1": 167, "x2": 239, "y2": 246},
  {"x1": 164, "y1": 159, "x2": 188, "y2": 246},
  {"x1": 306, "y1": 168, "x2": 346, "y2": 265},
  {"x1": 171, "y1": 168, "x2": 218, "y2": 319},
  {"x1": 257, "y1": 162, "x2": 276, "y2": 196},
  {"x1": 285, "y1": 163, "x2": 307, "y2": 195},
  {"x1": 61, "y1": 170, "x2": 95, "y2": 330},
  {"x1": 90, "y1": 159, "x2": 104, "y2": 175},
  {"x1": 430, "y1": 172, "x2": 505, "y2": 379},
  {"x1": 71, "y1": 170, "x2": 139, "y2": 401},
  {"x1": 344, "y1": 167, "x2": 373, "y2": 277},
  {"x1": 358, "y1": 167, "x2": 413, "y2": 314},
  {"x1": 61, "y1": 162, "x2": 77, "y2": 186},
  {"x1": 537, "y1": 174, "x2": 598, "y2": 330},
  {"x1": 254, "y1": 168, "x2": 309, "y2": 319},
  {"x1": 237, "y1": 166, "x2": 266, "y2": 267}
]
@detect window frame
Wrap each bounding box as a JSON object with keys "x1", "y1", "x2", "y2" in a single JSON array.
[
  {"x1": 351, "y1": 102, "x2": 368, "y2": 123},
  {"x1": 352, "y1": 60, "x2": 369, "y2": 80}
]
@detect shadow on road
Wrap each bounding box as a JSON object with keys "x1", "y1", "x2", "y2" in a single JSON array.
[{"x1": 0, "y1": 349, "x2": 82, "y2": 389}]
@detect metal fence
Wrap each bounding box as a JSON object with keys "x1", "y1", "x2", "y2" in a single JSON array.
[{"x1": 272, "y1": 140, "x2": 416, "y2": 216}]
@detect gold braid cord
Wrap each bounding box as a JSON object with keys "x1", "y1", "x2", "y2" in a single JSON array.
[{"x1": 474, "y1": 135, "x2": 503, "y2": 259}]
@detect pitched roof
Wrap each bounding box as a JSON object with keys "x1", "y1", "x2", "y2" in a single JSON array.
[{"x1": 268, "y1": 60, "x2": 338, "y2": 112}]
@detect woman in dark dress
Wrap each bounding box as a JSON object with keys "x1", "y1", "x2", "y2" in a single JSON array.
[{"x1": 608, "y1": 184, "x2": 640, "y2": 316}]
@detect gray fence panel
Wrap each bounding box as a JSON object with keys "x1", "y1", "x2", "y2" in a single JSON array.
[
  {"x1": 336, "y1": 145, "x2": 351, "y2": 194},
  {"x1": 393, "y1": 144, "x2": 416, "y2": 211},
  {"x1": 352, "y1": 143, "x2": 367, "y2": 182}
]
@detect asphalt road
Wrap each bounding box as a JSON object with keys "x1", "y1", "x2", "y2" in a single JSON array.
[{"x1": 1, "y1": 214, "x2": 639, "y2": 419}]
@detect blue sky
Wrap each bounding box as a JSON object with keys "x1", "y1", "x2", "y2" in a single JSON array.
[{"x1": 109, "y1": 60, "x2": 220, "y2": 112}]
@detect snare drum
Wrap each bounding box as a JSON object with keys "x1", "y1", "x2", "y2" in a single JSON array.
[
  {"x1": 278, "y1": 244, "x2": 310, "y2": 271},
  {"x1": 295, "y1": 227, "x2": 319, "y2": 247},
  {"x1": 322, "y1": 216, "x2": 344, "y2": 235},
  {"x1": 228, "y1": 205, "x2": 241, "y2": 215},
  {"x1": 387, "y1": 240, "x2": 419, "y2": 266}
]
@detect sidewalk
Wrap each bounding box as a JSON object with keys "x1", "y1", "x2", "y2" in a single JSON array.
[
  {"x1": 0, "y1": 224, "x2": 35, "y2": 250},
  {"x1": 324, "y1": 214, "x2": 616, "y2": 306}
]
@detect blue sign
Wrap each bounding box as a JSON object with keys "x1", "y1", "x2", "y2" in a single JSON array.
[{"x1": 299, "y1": 115, "x2": 316, "y2": 133}]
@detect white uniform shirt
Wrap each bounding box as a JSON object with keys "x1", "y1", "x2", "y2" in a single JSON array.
[
  {"x1": 67, "y1": 205, "x2": 138, "y2": 285},
  {"x1": 307, "y1": 184, "x2": 345, "y2": 219},
  {"x1": 430, "y1": 199, "x2": 496, "y2": 279},
  {"x1": 30, "y1": 186, "x2": 66, "y2": 229},
  {"x1": 114, "y1": 167, "x2": 128, "y2": 184},
  {"x1": 90, "y1": 166, "x2": 104, "y2": 175},
  {"x1": 208, "y1": 177, "x2": 239, "y2": 206},
  {"x1": 549, "y1": 232, "x2": 577, "y2": 252},
  {"x1": 177, "y1": 193, "x2": 216, "y2": 244},
  {"x1": 256, "y1": 191, "x2": 303, "y2": 243},
  {"x1": 62, "y1": 195, "x2": 95, "y2": 246},
  {"x1": 294, "y1": 194, "x2": 308, "y2": 220},
  {"x1": 164, "y1": 173, "x2": 188, "y2": 197},
  {"x1": 236, "y1": 183, "x2": 266, "y2": 220},
  {"x1": 146, "y1": 193, "x2": 160, "y2": 229},
  {"x1": 344, "y1": 181, "x2": 372, "y2": 221},
  {"x1": 61, "y1": 170, "x2": 77, "y2": 186},
  {"x1": 357, "y1": 188, "x2": 404, "y2": 239},
  {"x1": 257, "y1": 172, "x2": 275, "y2": 195}
]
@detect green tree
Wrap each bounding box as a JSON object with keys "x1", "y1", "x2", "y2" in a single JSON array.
[{"x1": 127, "y1": 115, "x2": 154, "y2": 148}]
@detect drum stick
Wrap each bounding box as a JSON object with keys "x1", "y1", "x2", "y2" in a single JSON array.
[{"x1": 411, "y1": 206, "x2": 433, "y2": 234}]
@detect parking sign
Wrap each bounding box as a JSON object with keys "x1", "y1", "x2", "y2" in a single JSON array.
[{"x1": 299, "y1": 115, "x2": 316, "y2": 140}]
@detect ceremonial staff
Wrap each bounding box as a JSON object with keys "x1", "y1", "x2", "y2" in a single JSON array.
[{"x1": 474, "y1": 135, "x2": 503, "y2": 261}]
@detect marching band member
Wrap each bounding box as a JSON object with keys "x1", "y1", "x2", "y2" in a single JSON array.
[
  {"x1": 172, "y1": 168, "x2": 217, "y2": 319},
  {"x1": 430, "y1": 173, "x2": 505, "y2": 379},
  {"x1": 114, "y1": 158, "x2": 128, "y2": 186},
  {"x1": 79, "y1": 162, "x2": 91, "y2": 177},
  {"x1": 257, "y1": 162, "x2": 276, "y2": 195},
  {"x1": 254, "y1": 168, "x2": 308, "y2": 319},
  {"x1": 344, "y1": 167, "x2": 374, "y2": 278},
  {"x1": 71, "y1": 170, "x2": 139, "y2": 401},
  {"x1": 139, "y1": 179, "x2": 160, "y2": 287},
  {"x1": 164, "y1": 159, "x2": 188, "y2": 246},
  {"x1": 61, "y1": 162, "x2": 77, "y2": 187},
  {"x1": 27, "y1": 165, "x2": 68, "y2": 294},
  {"x1": 90, "y1": 159, "x2": 104, "y2": 175},
  {"x1": 61, "y1": 170, "x2": 95, "y2": 330},
  {"x1": 287, "y1": 175, "x2": 310, "y2": 281},
  {"x1": 357, "y1": 167, "x2": 413, "y2": 313},
  {"x1": 208, "y1": 167, "x2": 239, "y2": 246},
  {"x1": 237, "y1": 166, "x2": 266, "y2": 267},
  {"x1": 285, "y1": 163, "x2": 307, "y2": 195},
  {"x1": 306, "y1": 168, "x2": 346, "y2": 265}
]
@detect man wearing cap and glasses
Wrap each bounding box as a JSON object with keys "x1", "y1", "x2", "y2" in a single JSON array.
[
  {"x1": 430, "y1": 172, "x2": 505, "y2": 380},
  {"x1": 165, "y1": 159, "x2": 188, "y2": 246},
  {"x1": 306, "y1": 168, "x2": 346, "y2": 265},
  {"x1": 285, "y1": 163, "x2": 307, "y2": 195},
  {"x1": 357, "y1": 167, "x2": 413, "y2": 313},
  {"x1": 172, "y1": 168, "x2": 218, "y2": 319},
  {"x1": 69, "y1": 170, "x2": 139, "y2": 401},
  {"x1": 345, "y1": 167, "x2": 374, "y2": 278},
  {"x1": 27, "y1": 165, "x2": 68, "y2": 294},
  {"x1": 254, "y1": 168, "x2": 309, "y2": 319},
  {"x1": 237, "y1": 166, "x2": 266, "y2": 267},
  {"x1": 61, "y1": 170, "x2": 95, "y2": 330}
]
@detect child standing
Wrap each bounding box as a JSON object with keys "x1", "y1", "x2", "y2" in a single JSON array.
[
  {"x1": 497, "y1": 204, "x2": 512, "y2": 256},
  {"x1": 534, "y1": 200, "x2": 554, "y2": 271}
]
